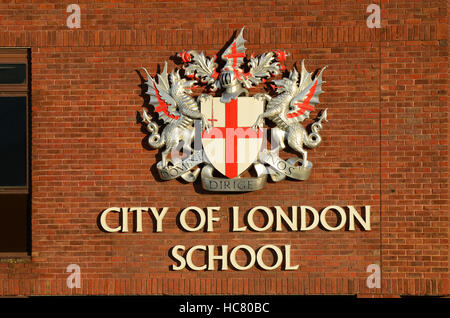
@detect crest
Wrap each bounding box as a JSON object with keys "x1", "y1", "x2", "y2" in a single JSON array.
[{"x1": 140, "y1": 27, "x2": 328, "y2": 192}]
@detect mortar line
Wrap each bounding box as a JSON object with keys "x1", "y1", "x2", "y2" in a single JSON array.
[{"x1": 378, "y1": 2, "x2": 383, "y2": 293}]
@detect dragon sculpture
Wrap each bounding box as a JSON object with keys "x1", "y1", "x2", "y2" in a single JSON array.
[
  {"x1": 141, "y1": 62, "x2": 211, "y2": 168},
  {"x1": 252, "y1": 60, "x2": 327, "y2": 166}
]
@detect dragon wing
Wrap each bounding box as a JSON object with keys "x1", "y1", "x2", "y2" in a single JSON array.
[
  {"x1": 287, "y1": 60, "x2": 326, "y2": 122},
  {"x1": 221, "y1": 27, "x2": 246, "y2": 78},
  {"x1": 142, "y1": 62, "x2": 180, "y2": 124}
]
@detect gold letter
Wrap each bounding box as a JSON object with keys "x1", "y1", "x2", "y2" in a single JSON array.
[
  {"x1": 206, "y1": 206, "x2": 221, "y2": 232},
  {"x1": 229, "y1": 245, "x2": 256, "y2": 271},
  {"x1": 99, "y1": 207, "x2": 121, "y2": 233},
  {"x1": 284, "y1": 245, "x2": 299, "y2": 270},
  {"x1": 121, "y1": 207, "x2": 129, "y2": 232},
  {"x1": 300, "y1": 206, "x2": 319, "y2": 231},
  {"x1": 275, "y1": 206, "x2": 298, "y2": 231},
  {"x1": 256, "y1": 245, "x2": 283, "y2": 270},
  {"x1": 348, "y1": 206, "x2": 371, "y2": 231},
  {"x1": 186, "y1": 245, "x2": 207, "y2": 271},
  {"x1": 149, "y1": 207, "x2": 169, "y2": 232},
  {"x1": 171, "y1": 245, "x2": 186, "y2": 271},
  {"x1": 231, "y1": 206, "x2": 247, "y2": 232},
  {"x1": 179, "y1": 207, "x2": 206, "y2": 232},
  {"x1": 129, "y1": 207, "x2": 148, "y2": 232},
  {"x1": 207, "y1": 245, "x2": 228, "y2": 270},
  {"x1": 247, "y1": 206, "x2": 273, "y2": 232},
  {"x1": 320, "y1": 206, "x2": 346, "y2": 231}
]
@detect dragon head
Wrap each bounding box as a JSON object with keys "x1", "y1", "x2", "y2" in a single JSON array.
[
  {"x1": 271, "y1": 67, "x2": 299, "y2": 94},
  {"x1": 170, "y1": 70, "x2": 197, "y2": 96}
]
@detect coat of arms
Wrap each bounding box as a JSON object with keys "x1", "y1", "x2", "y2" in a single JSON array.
[{"x1": 140, "y1": 27, "x2": 328, "y2": 192}]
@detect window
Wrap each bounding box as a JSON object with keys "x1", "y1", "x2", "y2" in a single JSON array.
[{"x1": 0, "y1": 49, "x2": 30, "y2": 255}]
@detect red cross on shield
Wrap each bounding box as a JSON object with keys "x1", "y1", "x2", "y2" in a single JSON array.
[{"x1": 201, "y1": 97, "x2": 264, "y2": 179}]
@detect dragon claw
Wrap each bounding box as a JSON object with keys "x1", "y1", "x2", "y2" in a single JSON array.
[
  {"x1": 253, "y1": 93, "x2": 264, "y2": 101},
  {"x1": 253, "y1": 93, "x2": 271, "y2": 102},
  {"x1": 251, "y1": 120, "x2": 263, "y2": 131},
  {"x1": 201, "y1": 117, "x2": 212, "y2": 133},
  {"x1": 198, "y1": 94, "x2": 210, "y2": 103}
]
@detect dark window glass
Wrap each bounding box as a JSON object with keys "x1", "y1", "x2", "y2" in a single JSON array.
[
  {"x1": 0, "y1": 64, "x2": 27, "y2": 84},
  {"x1": 0, "y1": 194, "x2": 28, "y2": 252},
  {"x1": 0, "y1": 96, "x2": 27, "y2": 187}
]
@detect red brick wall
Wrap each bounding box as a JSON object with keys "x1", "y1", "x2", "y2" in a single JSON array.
[{"x1": 0, "y1": 0, "x2": 447, "y2": 297}]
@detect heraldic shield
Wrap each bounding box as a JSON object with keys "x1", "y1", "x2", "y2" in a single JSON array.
[{"x1": 200, "y1": 96, "x2": 264, "y2": 179}]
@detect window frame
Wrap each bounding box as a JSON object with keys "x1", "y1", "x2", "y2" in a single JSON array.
[
  {"x1": 0, "y1": 48, "x2": 29, "y2": 91},
  {"x1": 0, "y1": 49, "x2": 30, "y2": 195}
]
